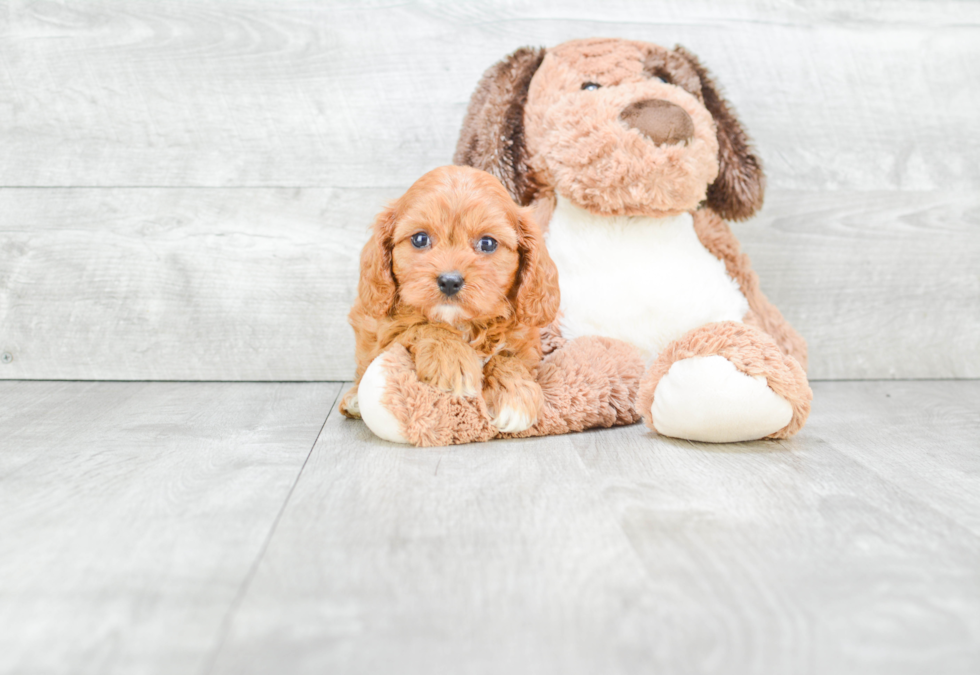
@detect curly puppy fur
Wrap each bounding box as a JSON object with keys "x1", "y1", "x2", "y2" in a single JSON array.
[{"x1": 341, "y1": 165, "x2": 560, "y2": 432}]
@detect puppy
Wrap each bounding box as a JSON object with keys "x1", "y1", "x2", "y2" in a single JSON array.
[{"x1": 340, "y1": 165, "x2": 560, "y2": 434}]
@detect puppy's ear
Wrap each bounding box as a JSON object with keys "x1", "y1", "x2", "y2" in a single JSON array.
[
  {"x1": 512, "y1": 209, "x2": 560, "y2": 328},
  {"x1": 357, "y1": 205, "x2": 398, "y2": 318},
  {"x1": 673, "y1": 45, "x2": 766, "y2": 221},
  {"x1": 454, "y1": 47, "x2": 546, "y2": 207}
]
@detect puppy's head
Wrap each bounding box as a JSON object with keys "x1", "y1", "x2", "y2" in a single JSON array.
[
  {"x1": 455, "y1": 38, "x2": 765, "y2": 221},
  {"x1": 359, "y1": 166, "x2": 559, "y2": 327}
]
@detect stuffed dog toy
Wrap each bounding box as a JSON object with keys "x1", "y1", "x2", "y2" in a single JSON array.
[{"x1": 351, "y1": 38, "x2": 811, "y2": 445}]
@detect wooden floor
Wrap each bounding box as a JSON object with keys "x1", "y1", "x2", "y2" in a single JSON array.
[{"x1": 1, "y1": 380, "x2": 978, "y2": 675}]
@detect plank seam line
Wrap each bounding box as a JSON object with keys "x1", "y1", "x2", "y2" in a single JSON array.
[{"x1": 199, "y1": 384, "x2": 343, "y2": 675}]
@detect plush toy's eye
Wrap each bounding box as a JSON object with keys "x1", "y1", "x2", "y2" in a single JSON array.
[
  {"x1": 477, "y1": 236, "x2": 498, "y2": 253},
  {"x1": 411, "y1": 232, "x2": 430, "y2": 249},
  {"x1": 581, "y1": 82, "x2": 601, "y2": 91}
]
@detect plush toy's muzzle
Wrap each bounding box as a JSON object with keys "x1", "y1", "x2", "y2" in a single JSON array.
[
  {"x1": 522, "y1": 47, "x2": 723, "y2": 218},
  {"x1": 620, "y1": 99, "x2": 695, "y2": 146}
]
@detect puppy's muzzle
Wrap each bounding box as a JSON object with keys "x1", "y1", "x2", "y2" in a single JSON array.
[
  {"x1": 437, "y1": 271, "x2": 464, "y2": 297},
  {"x1": 620, "y1": 99, "x2": 695, "y2": 145}
]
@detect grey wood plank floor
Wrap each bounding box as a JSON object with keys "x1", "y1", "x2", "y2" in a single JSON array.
[
  {"x1": 0, "y1": 381, "x2": 341, "y2": 675},
  {"x1": 1, "y1": 380, "x2": 978, "y2": 675}
]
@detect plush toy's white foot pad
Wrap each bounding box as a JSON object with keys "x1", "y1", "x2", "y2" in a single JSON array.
[
  {"x1": 345, "y1": 392, "x2": 360, "y2": 416},
  {"x1": 651, "y1": 355, "x2": 792, "y2": 443},
  {"x1": 358, "y1": 354, "x2": 408, "y2": 444},
  {"x1": 492, "y1": 405, "x2": 535, "y2": 433}
]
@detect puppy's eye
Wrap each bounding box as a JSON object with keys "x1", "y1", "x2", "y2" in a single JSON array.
[
  {"x1": 477, "y1": 236, "x2": 498, "y2": 253},
  {"x1": 410, "y1": 232, "x2": 430, "y2": 249},
  {"x1": 581, "y1": 82, "x2": 601, "y2": 91},
  {"x1": 654, "y1": 76, "x2": 667, "y2": 83}
]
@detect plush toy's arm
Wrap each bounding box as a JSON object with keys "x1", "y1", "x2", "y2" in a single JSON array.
[
  {"x1": 354, "y1": 336, "x2": 645, "y2": 447},
  {"x1": 692, "y1": 208, "x2": 808, "y2": 370}
]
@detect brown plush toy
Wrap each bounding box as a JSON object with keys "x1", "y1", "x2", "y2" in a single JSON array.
[{"x1": 350, "y1": 38, "x2": 811, "y2": 446}]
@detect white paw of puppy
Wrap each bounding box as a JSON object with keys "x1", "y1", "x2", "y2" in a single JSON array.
[
  {"x1": 491, "y1": 405, "x2": 535, "y2": 433},
  {"x1": 650, "y1": 355, "x2": 792, "y2": 443},
  {"x1": 358, "y1": 354, "x2": 408, "y2": 444},
  {"x1": 455, "y1": 370, "x2": 482, "y2": 398}
]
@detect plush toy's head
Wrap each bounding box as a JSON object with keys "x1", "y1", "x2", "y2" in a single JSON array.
[{"x1": 455, "y1": 38, "x2": 765, "y2": 221}]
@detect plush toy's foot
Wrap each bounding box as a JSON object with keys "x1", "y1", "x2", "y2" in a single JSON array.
[
  {"x1": 357, "y1": 351, "x2": 410, "y2": 444},
  {"x1": 348, "y1": 336, "x2": 645, "y2": 447},
  {"x1": 647, "y1": 355, "x2": 793, "y2": 442},
  {"x1": 338, "y1": 387, "x2": 360, "y2": 418},
  {"x1": 638, "y1": 322, "x2": 811, "y2": 442}
]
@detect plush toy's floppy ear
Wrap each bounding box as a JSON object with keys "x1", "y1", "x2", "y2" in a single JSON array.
[
  {"x1": 673, "y1": 45, "x2": 766, "y2": 221},
  {"x1": 453, "y1": 47, "x2": 546, "y2": 207},
  {"x1": 358, "y1": 205, "x2": 398, "y2": 318},
  {"x1": 512, "y1": 209, "x2": 560, "y2": 327}
]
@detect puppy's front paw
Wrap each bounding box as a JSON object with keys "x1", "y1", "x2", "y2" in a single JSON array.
[
  {"x1": 484, "y1": 377, "x2": 543, "y2": 434},
  {"x1": 414, "y1": 339, "x2": 483, "y2": 397},
  {"x1": 491, "y1": 404, "x2": 536, "y2": 434}
]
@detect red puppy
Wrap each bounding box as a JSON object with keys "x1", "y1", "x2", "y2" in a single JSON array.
[{"x1": 341, "y1": 165, "x2": 559, "y2": 433}]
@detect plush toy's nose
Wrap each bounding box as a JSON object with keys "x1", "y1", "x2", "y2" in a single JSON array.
[
  {"x1": 620, "y1": 99, "x2": 695, "y2": 145},
  {"x1": 437, "y1": 271, "x2": 464, "y2": 297}
]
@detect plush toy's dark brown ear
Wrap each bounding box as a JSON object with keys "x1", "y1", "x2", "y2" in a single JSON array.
[
  {"x1": 453, "y1": 47, "x2": 546, "y2": 206},
  {"x1": 673, "y1": 45, "x2": 766, "y2": 221}
]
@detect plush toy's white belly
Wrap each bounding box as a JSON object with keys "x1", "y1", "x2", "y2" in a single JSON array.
[{"x1": 545, "y1": 197, "x2": 748, "y2": 361}]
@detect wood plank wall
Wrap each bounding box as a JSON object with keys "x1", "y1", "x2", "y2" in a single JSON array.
[{"x1": 1, "y1": 0, "x2": 977, "y2": 381}]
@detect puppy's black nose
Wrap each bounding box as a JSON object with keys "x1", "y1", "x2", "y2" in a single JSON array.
[{"x1": 437, "y1": 272, "x2": 464, "y2": 297}]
